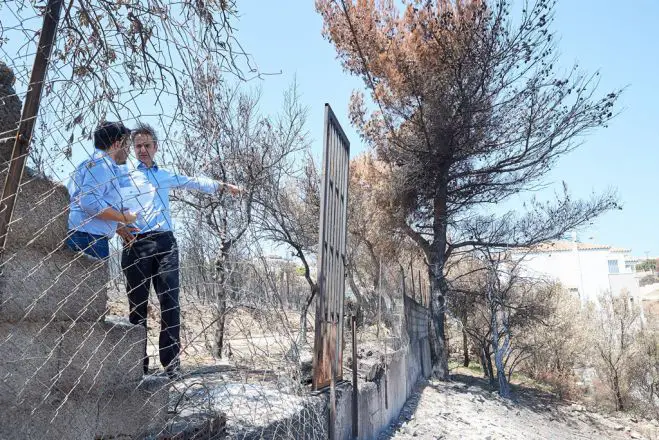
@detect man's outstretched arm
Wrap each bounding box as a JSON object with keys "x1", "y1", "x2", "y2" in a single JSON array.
[{"x1": 167, "y1": 171, "x2": 242, "y2": 196}]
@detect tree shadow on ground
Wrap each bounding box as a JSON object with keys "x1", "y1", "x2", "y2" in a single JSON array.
[
  {"x1": 425, "y1": 373, "x2": 580, "y2": 427},
  {"x1": 379, "y1": 371, "x2": 594, "y2": 440},
  {"x1": 442, "y1": 373, "x2": 558, "y2": 410}
]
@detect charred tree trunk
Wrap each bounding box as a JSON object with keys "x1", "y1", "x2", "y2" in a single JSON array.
[
  {"x1": 427, "y1": 192, "x2": 450, "y2": 380},
  {"x1": 299, "y1": 304, "x2": 309, "y2": 345},
  {"x1": 486, "y1": 348, "x2": 495, "y2": 383},
  {"x1": 479, "y1": 346, "x2": 489, "y2": 379},
  {"x1": 298, "y1": 284, "x2": 319, "y2": 348},
  {"x1": 347, "y1": 264, "x2": 366, "y2": 325},
  {"x1": 492, "y1": 316, "x2": 511, "y2": 398},
  {"x1": 214, "y1": 254, "x2": 228, "y2": 358},
  {"x1": 613, "y1": 372, "x2": 624, "y2": 411},
  {"x1": 214, "y1": 241, "x2": 233, "y2": 359},
  {"x1": 482, "y1": 344, "x2": 495, "y2": 383},
  {"x1": 462, "y1": 327, "x2": 470, "y2": 367},
  {"x1": 486, "y1": 266, "x2": 511, "y2": 398}
]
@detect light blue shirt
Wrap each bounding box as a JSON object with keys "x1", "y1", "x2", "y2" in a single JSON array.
[
  {"x1": 120, "y1": 161, "x2": 220, "y2": 233},
  {"x1": 67, "y1": 149, "x2": 130, "y2": 237}
]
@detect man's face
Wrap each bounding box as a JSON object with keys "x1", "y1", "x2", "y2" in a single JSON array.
[{"x1": 133, "y1": 133, "x2": 158, "y2": 167}]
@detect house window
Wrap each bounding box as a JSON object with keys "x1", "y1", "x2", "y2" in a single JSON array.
[{"x1": 608, "y1": 260, "x2": 620, "y2": 274}]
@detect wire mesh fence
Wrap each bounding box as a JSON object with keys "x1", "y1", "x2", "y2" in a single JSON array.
[
  {"x1": 0, "y1": 2, "x2": 430, "y2": 439},
  {"x1": 0, "y1": 2, "x2": 328, "y2": 439}
]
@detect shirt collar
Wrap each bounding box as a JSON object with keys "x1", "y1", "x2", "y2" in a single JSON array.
[
  {"x1": 93, "y1": 148, "x2": 117, "y2": 166},
  {"x1": 137, "y1": 160, "x2": 158, "y2": 171}
]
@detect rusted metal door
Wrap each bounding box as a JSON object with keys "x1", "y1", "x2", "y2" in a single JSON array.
[{"x1": 312, "y1": 103, "x2": 350, "y2": 391}]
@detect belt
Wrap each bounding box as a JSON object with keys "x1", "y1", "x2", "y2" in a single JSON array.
[{"x1": 134, "y1": 230, "x2": 174, "y2": 239}]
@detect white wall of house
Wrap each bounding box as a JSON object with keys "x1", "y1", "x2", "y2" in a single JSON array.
[{"x1": 512, "y1": 242, "x2": 639, "y2": 303}]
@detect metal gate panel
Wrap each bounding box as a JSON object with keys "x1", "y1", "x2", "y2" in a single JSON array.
[{"x1": 312, "y1": 104, "x2": 350, "y2": 391}]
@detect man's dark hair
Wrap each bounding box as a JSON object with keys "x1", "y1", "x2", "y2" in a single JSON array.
[
  {"x1": 131, "y1": 122, "x2": 159, "y2": 146},
  {"x1": 94, "y1": 121, "x2": 130, "y2": 151}
]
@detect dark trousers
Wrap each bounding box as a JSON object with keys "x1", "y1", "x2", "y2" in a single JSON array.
[{"x1": 121, "y1": 231, "x2": 180, "y2": 373}]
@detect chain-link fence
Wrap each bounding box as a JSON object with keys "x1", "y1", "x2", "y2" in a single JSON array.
[
  {"x1": 344, "y1": 262, "x2": 426, "y2": 387},
  {"x1": 0, "y1": 2, "x2": 434, "y2": 439},
  {"x1": 0, "y1": 2, "x2": 333, "y2": 439}
]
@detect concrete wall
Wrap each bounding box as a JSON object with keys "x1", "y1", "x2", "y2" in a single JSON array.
[
  {"x1": 246, "y1": 335, "x2": 430, "y2": 440},
  {"x1": 0, "y1": 248, "x2": 169, "y2": 440},
  {"x1": 640, "y1": 282, "x2": 659, "y2": 297},
  {"x1": 609, "y1": 272, "x2": 641, "y2": 297},
  {"x1": 335, "y1": 340, "x2": 430, "y2": 440},
  {"x1": 242, "y1": 296, "x2": 432, "y2": 440},
  {"x1": 516, "y1": 249, "x2": 610, "y2": 302},
  {"x1": 236, "y1": 393, "x2": 329, "y2": 440},
  {"x1": 335, "y1": 296, "x2": 431, "y2": 440}
]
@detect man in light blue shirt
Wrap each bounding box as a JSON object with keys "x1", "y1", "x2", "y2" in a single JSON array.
[
  {"x1": 120, "y1": 122, "x2": 239, "y2": 378},
  {"x1": 118, "y1": 154, "x2": 223, "y2": 234},
  {"x1": 66, "y1": 122, "x2": 137, "y2": 259}
]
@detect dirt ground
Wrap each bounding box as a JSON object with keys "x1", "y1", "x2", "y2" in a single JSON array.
[
  {"x1": 379, "y1": 373, "x2": 659, "y2": 440},
  {"x1": 107, "y1": 286, "x2": 401, "y2": 381},
  {"x1": 107, "y1": 287, "x2": 310, "y2": 371}
]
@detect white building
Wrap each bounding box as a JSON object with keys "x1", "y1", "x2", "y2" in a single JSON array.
[{"x1": 511, "y1": 238, "x2": 641, "y2": 303}]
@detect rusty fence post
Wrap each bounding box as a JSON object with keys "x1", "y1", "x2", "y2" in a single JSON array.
[
  {"x1": 351, "y1": 314, "x2": 358, "y2": 439},
  {"x1": 0, "y1": 0, "x2": 64, "y2": 257}
]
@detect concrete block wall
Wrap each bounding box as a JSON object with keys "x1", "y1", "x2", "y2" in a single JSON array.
[
  {"x1": 0, "y1": 247, "x2": 169, "y2": 440},
  {"x1": 0, "y1": 60, "x2": 168, "y2": 439},
  {"x1": 0, "y1": 248, "x2": 108, "y2": 322},
  {"x1": 334, "y1": 295, "x2": 432, "y2": 440},
  {"x1": 334, "y1": 336, "x2": 431, "y2": 440}
]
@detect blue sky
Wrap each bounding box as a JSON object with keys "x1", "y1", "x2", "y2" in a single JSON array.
[
  {"x1": 1, "y1": 1, "x2": 656, "y2": 255},
  {"x1": 232, "y1": 1, "x2": 659, "y2": 256}
]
